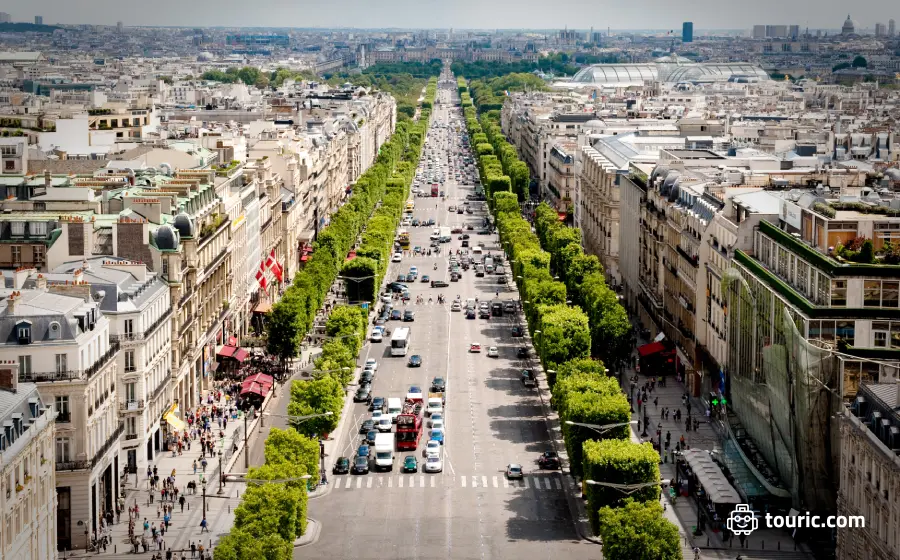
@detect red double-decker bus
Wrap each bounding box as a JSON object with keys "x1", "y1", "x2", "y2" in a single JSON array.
[{"x1": 395, "y1": 413, "x2": 423, "y2": 451}]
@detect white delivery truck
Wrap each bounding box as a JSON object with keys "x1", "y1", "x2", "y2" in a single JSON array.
[
  {"x1": 439, "y1": 227, "x2": 452, "y2": 243},
  {"x1": 374, "y1": 432, "x2": 395, "y2": 471},
  {"x1": 386, "y1": 397, "x2": 403, "y2": 423}
]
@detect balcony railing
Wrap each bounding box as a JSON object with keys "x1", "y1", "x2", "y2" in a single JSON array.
[
  {"x1": 19, "y1": 370, "x2": 79, "y2": 383},
  {"x1": 86, "y1": 341, "x2": 120, "y2": 380},
  {"x1": 119, "y1": 400, "x2": 144, "y2": 412},
  {"x1": 124, "y1": 433, "x2": 139, "y2": 441},
  {"x1": 56, "y1": 460, "x2": 92, "y2": 472},
  {"x1": 151, "y1": 374, "x2": 170, "y2": 402},
  {"x1": 92, "y1": 424, "x2": 124, "y2": 468},
  {"x1": 111, "y1": 309, "x2": 173, "y2": 343}
]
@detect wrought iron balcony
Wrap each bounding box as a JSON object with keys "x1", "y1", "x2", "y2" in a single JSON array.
[{"x1": 56, "y1": 460, "x2": 92, "y2": 472}]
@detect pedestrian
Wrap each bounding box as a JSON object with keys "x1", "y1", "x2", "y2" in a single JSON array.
[
  {"x1": 653, "y1": 396, "x2": 658, "y2": 408},
  {"x1": 200, "y1": 518, "x2": 208, "y2": 533},
  {"x1": 149, "y1": 489, "x2": 154, "y2": 504},
  {"x1": 179, "y1": 495, "x2": 186, "y2": 512},
  {"x1": 191, "y1": 543, "x2": 197, "y2": 557}
]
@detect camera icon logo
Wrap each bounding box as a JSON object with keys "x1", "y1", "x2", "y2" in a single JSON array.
[{"x1": 727, "y1": 504, "x2": 759, "y2": 536}]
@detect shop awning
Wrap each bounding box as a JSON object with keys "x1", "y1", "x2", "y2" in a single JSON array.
[
  {"x1": 227, "y1": 336, "x2": 238, "y2": 347},
  {"x1": 681, "y1": 449, "x2": 742, "y2": 505},
  {"x1": 164, "y1": 407, "x2": 186, "y2": 432},
  {"x1": 345, "y1": 250, "x2": 357, "y2": 262},
  {"x1": 233, "y1": 348, "x2": 249, "y2": 362},
  {"x1": 300, "y1": 254, "x2": 309, "y2": 262},
  {"x1": 253, "y1": 300, "x2": 273, "y2": 313},
  {"x1": 241, "y1": 373, "x2": 274, "y2": 398},
  {"x1": 638, "y1": 341, "x2": 666, "y2": 357},
  {"x1": 217, "y1": 345, "x2": 237, "y2": 358}
]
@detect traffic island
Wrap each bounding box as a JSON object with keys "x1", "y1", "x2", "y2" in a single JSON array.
[{"x1": 293, "y1": 518, "x2": 321, "y2": 547}]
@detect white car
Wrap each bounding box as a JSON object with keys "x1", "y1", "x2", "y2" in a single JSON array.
[
  {"x1": 376, "y1": 417, "x2": 393, "y2": 433},
  {"x1": 430, "y1": 419, "x2": 445, "y2": 432},
  {"x1": 392, "y1": 252, "x2": 403, "y2": 262},
  {"x1": 451, "y1": 301, "x2": 462, "y2": 312},
  {"x1": 365, "y1": 359, "x2": 378, "y2": 372},
  {"x1": 487, "y1": 347, "x2": 499, "y2": 358},
  {"x1": 423, "y1": 440, "x2": 441, "y2": 458},
  {"x1": 371, "y1": 410, "x2": 385, "y2": 424},
  {"x1": 424, "y1": 454, "x2": 443, "y2": 473},
  {"x1": 428, "y1": 412, "x2": 444, "y2": 428},
  {"x1": 370, "y1": 330, "x2": 383, "y2": 343}
]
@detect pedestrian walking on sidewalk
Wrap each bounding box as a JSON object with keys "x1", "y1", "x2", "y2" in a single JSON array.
[{"x1": 179, "y1": 495, "x2": 185, "y2": 512}]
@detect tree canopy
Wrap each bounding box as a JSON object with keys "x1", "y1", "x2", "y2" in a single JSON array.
[{"x1": 596, "y1": 499, "x2": 682, "y2": 560}]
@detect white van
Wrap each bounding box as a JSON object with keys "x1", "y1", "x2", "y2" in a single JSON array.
[
  {"x1": 484, "y1": 256, "x2": 494, "y2": 274},
  {"x1": 430, "y1": 228, "x2": 441, "y2": 240},
  {"x1": 374, "y1": 432, "x2": 394, "y2": 471},
  {"x1": 472, "y1": 246, "x2": 483, "y2": 255},
  {"x1": 426, "y1": 397, "x2": 443, "y2": 417},
  {"x1": 387, "y1": 397, "x2": 403, "y2": 423}
]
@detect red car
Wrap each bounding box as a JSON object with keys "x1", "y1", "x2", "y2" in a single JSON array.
[{"x1": 451, "y1": 227, "x2": 463, "y2": 234}]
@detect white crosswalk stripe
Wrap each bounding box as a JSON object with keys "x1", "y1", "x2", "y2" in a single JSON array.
[{"x1": 329, "y1": 474, "x2": 567, "y2": 492}]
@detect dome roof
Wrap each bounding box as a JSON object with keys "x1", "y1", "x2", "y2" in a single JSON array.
[
  {"x1": 172, "y1": 213, "x2": 195, "y2": 238},
  {"x1": 155, "y1": 225, "x2": 179, "y2": 251},
  {"x1": 842, "y1": 15, "x2": 857, "y2": 34}
]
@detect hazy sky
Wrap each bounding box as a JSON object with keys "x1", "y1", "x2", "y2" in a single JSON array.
[{"x1": 3, "y1": 0, "x2": 897, "y2": 31}]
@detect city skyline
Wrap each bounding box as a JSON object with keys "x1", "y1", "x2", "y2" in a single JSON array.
[{"x1": 2, "y1": 0, "x2": 897, "y2": 32}]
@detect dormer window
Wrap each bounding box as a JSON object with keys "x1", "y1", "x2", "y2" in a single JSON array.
[
  {"x1": 16, "y1": 321, "x2": 32, "y2": 344},
  {"x1": 10, "y1": 222, "x2": 24, "y2": 237},
  {"x1": 48, "y1": 321, "x2": 61, "y2": 340},
  {"x1": 31, "y1": 222, "x2": 47, "y2": 236}
]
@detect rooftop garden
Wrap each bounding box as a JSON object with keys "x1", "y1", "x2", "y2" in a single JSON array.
[
  {"x1": 87, "y1": 108, "x2": 112, "y2": 116},
  {"x1": 215, "y1": 160, "x2": 241, "y2": 177},
  {"x1": 199, "y1": 213, "x2": 228, "y2": 240},
  {"x1": 813, "y1": 200, "x2": 900, "y2": 219}
]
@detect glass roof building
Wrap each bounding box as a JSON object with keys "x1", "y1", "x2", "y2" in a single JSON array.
[{"x1": 566, "y1": 58, "x2": 769, "y2": 88}]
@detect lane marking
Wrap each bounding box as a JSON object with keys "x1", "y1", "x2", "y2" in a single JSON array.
[
  {"x1": 554, "y1": 478, "x2": 562, "y2": 490},
  {"x1": 545, "y1": 478, "x2": 553, "y2": 490},
  {"x1": 367, "y1": 477, "x2": 373, "y2": 488},
  {"x1": 461, "y1": 475, "x2": 466, "y2": 487},
  {"x1": 333, "y1": 478, "x2": 341, "y2": 489},
  {"x1": 482, "y1": 476, "x2": 488, "y2": 488},
  {"x1": 388, "y1": 477, "x2": 393, "y2": 488},
  {"x1": 503, "y1": 478, "x2": 509, "y2": 488},
  {"x1": 522, "y1": 478, "x2": 529, "y2": 489},
  {"x1": 492, "y1": 476, "x2": 498, "y2": 488},
  {"x1": 356, "y1": 477, "x2": 362, "y2": 488},
  {"x1": 399, "y1": 476, "x2": 404, "y2": 488},
  {"x1": 419, "y1": 476, "x2": 425, "y2": 488},
  {"x1": 471, "y1": 476, "x2": 477, "y2": 488},
  {"x1": 430, "y1": 477, "x2": 435, "y2": 488}
]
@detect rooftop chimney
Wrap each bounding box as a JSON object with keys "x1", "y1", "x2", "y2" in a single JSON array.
[
  {"x1": 6, "y1": 291, "x2": 20, "y2": 315},
  {"x1": 44, "y1": 169, "x2": 52, "y2": 189},
  {"x1": 36, "y1": 274, "x2": 47, "y2": 291},
  {"x1": 73, "y1": 268, "x2": 84, "y2": 285},
  {"x1": 0, "y1": 366, "x2": 16, "y2": 394}
]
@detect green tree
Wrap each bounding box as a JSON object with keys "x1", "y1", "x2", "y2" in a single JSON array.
[
  {"x1": 266, "y1": 301, "x2": 302, "y2": 373},
  {"x1": 262, "y1": 427, "x2": 320, "y2": 481},
  {"x1": 537, "y1": 304, "x2": 591, "y2": 368},
  {"x1": 340, "y1": 258, "x2": 379, "y2": 304},
  {"x1": 214, "y1": 528, "x2": 292, "y2": 560},
  {"x1": 596, "y1": 499, "x2": 682, "y2": 560},
  {"x1": 494, "y1": 191, "x2": 519, "y2": 215},
  {"x1": 552, "y1": 356, "x2": 607, "y2": 388},
  {"x1": 233, "y1": 483, "x2": 304, "y2": 540},
  {"x1": 582, "y1": 273, "x2": 632, "y2": 368},
  {"x1": 583, "y1": 439, "x2": 661, "y2": 534},
  {"x1": 287, "y1": 377, "x2": 343, "y2": 437},
  {"x1": 852, "y1": 55, "x2": 868, "y2": 68}
]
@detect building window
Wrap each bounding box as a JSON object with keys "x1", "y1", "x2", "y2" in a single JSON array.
[
  {"x1": 125, "y1": 382, "x2": 136, "y2": 402},
  {"x1": 4, "y1": 161, "x2": 14, "y2": 171},
  {"x1": 32, "y1": 202, "x2": 46, "y2": 211},
  {"x1": 55, "y1": 395, "x2": 70, "y2": 422},
  {"x1": 18, "y1": 355, "x2": 31, "y2": 374},
  {"x1": 874, "y1": 330, "x2": 888, "y2": 348},
  {"x1": 865, "y1": 280, "x2": 882, "y2": 307},
  {"x1": 33, "y1": 245, "x2": 45, "y2": 262},
  {"x1": 55, "y1": 354, "x2": 67, "y2": 374},
  {"x1": 124, "y1": 319, "x2": 134, "y2": 336},
  {"x1": 55, "y1": 438, "x2": 71, "y2": 463},
  {"x1": 10, "y1": 222, "x2": 24, "y2": 236},
  {"x1": 125, "y1": 350, "x2": 136, "y2": 373},
  {"x1": 11, "y1": 245, "x2": 21, "y2": 264},
  {"x1": 162, "y1": 259, "x2": 169, "y2": 276},
  {"x1": 125, "y1": 416, "x2": 137, "y2": 436},
  {"x1": 831, "y1": 279, "x2": 847, "y2": 307},
  {"x1": 30, "y1": 222, "x2": 47, "y2": 236}
]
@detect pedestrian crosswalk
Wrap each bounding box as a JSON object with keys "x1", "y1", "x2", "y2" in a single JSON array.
[{"x1": 329, "y1": 473, "x2": 571, "y2": 492}]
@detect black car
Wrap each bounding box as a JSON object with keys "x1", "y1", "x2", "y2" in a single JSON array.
[
  {"x1": 359, "y1": 419, "x2": 375, "y2": 433},
  {"x1": 390, "y1": 309, "x2": 402, "y2": 320},
  {"x1": 466, "y1": 309, "x2": 476, "y2": 319},
  {"x1": 390, "y1": 282, "x2": 408, "y2": 293},
  {"x1": 511, "y1": 326, "x2": 524, "y2": 337},
  {"x1": 431, "y1": 279, "x2": 449, "y2": 288},
  {"x1": 333, "y1": 457, "x2": 351, "y2": 475},
  {"x1": 403, "y1": 310, "x2": 415, "y2": 322},
  {"x1": 431, "y1": 377, "x2": 446, "y2": 392},
  {"x1": 451, "y1": 272, "x2": 460, "y2": 282},
  {"x1": 364, "y1": 430, "x2": 378, "y2": 445},
  {"x1": 478, "y1": 229, "x2": 491, "y2": 235},
  {"x1": 396, "y1": 274, "x2": 407, "y2": 283},
  {"x1": 360, "y1": 371, "x2": 374, "y2": 385},
  {"x1": 538, "y1": 451, "x2": 561, "y2": 470},
  {"x1": 479, "y1": 309, "x2": 491, "y2": 319},
  {"x1": 352, "y1": 456, "x2": 369, "y2": 475},
  {"x1": 517, "y1": 347, "x2": 530, "y2": 359},
  {"x1": 461, "y1": 240, "x2": 469, "y2": 247},
  {"x1": 371, "y1": 397, "x2": 385, "y2": 412},
  {"x1": 458, "y1": 234, "x2": 470, "y2": 240},
  {"x1": 408, "y1": 354, "x2": 423, "y2": 367},
  {"x1": 353, "y1": 385, "x2": 373, "y2": 404}
]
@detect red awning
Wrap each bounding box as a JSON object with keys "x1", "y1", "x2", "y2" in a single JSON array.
[
  {"x1": 216, "y1": 345, "x2": 237, "y2": 358},
  {"x1": 345, "y1": 250, "x2": 357, "y2": 262},
  {"x1": 240, "y1": 373, "x2": 274, "y2": 397},
  {"x1": 227, "y1": 336, "x2": 238, "y2": 347},
  {"x1": 638, "y1": 341, "x2": 666, "y2": 357},
  {"x1": 557, "y1": 212, "x2": 567, "y2": 221},
  {"x1": 233, "y1": 348, "x2": 250, "y2": 362},
  {"x1": 300, "y1": 254, "x2": 309, "y2": 262}
]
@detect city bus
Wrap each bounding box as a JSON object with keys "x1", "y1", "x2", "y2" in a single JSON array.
[
  {"x1": 431, "y1": 183, "x2": 440, "y2": 197},
  {"x1": 391, "y1": 327, "x2": 410, "y2": 357},
  {"x1": 397, "y1": 229, "x2": 411, "y2": 250}
]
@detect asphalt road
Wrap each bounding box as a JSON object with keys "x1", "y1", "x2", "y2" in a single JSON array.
[{"x1": 299, "y1": 75, "x2": 589, "y2": 559}]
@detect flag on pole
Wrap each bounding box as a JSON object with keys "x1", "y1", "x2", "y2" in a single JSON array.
[
  {"x1": 256, "y1": 262, "x2": 268, "y2": 290},
  {"x1": 266, "y1": 249, "x2": 283, "y2": 282}
]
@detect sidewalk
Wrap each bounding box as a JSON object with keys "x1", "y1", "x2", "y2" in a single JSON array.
[{"x1": 63, "y1": 393, "x2": 248, "y2": 558}]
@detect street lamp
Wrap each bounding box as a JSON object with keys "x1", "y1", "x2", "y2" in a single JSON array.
[
  {"x1": 565, "y1": 420, "x2": 637, "y2": 436},
  {"x1": 584, "y1": 478, "x2": 670, "y2": 495},
  {"x1": 217, "y1": 451, "x2": 224, "y2": 495},
  {"x1": 201, "y1": 480, "x2": 207, "y2": 521}
]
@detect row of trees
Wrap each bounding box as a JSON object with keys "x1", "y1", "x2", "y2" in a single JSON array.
[
  {"x1": 213, "y1": 427, "x2": 319, "y2": 559},
  {"x1": 265, "y1": 76, "x2": 437, "y2": 374},
  {"x1": 458, "y1": 76, "x2": 680, "y2": 559}
]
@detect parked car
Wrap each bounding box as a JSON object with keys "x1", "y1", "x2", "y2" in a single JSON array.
[{"x1": 332, "y1": 457, "x2": 350, "y2": 475}]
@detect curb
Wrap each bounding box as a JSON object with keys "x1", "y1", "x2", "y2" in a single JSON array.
[{"x1": 294, "y1": 518, "x2": 321, "y2": 547}]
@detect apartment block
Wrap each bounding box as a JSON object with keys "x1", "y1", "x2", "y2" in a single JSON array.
[{"x1": 0, "y1": 374, "x2": 55, "y2": 560}]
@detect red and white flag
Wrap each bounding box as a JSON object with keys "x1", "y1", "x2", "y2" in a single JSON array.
[
  {"x1": 266, "y1": 249, "x2": 283, "y2": 282},
  {"x1": 255, "y1": 262, "x2": 268, "y2": 290}
]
